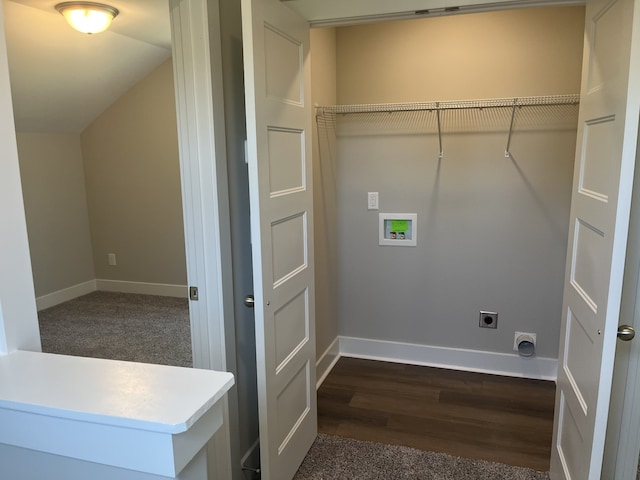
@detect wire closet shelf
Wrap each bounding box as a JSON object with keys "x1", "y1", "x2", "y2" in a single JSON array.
[{"x1": 315, "y1": 94, "x2": 580, "y2": 158}]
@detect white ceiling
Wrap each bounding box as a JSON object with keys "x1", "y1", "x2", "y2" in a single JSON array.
[{"x1": 3, "y1": 0, "x2": 172, "y2": 133}]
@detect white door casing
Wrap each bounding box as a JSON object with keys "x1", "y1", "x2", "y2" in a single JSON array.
[
  {"x1": 170, "y1": 0, "x2": 232, "y2": 374},
  {"x1": 241, "y1": 0, "x2": 317, "y2": 479},
  {"x1": 550, "y1": 0, "x2": 640, "y2": 478},
  {"x1": 603, "y1": 149, "x2": 640, "y2": 479}
]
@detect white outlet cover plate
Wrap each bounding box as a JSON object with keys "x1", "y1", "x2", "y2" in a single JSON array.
[{"x1": 367, "y1": 192, "x2": 379, "y2": 210}]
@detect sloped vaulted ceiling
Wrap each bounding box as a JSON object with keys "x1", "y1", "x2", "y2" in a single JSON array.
[{"x1": 3, "y1": 0, "x2": 172, "y2": 133}]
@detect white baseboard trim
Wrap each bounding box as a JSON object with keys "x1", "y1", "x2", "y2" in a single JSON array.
[
  {"x1": 36, "y1": 280, "x2": 97, "y2": 311},
  {"x1": 95, "y1": 279, "x2": 188, "y2": 298},
  {"x1": 339, "y1": 336, "x2": 558, "y2": 381},
  {"x1": 35, "y1": 279, "x2": 188, "y2": 310},
  {"x1": 316, "y1": 337, "x2": 340, "y2": 389}
]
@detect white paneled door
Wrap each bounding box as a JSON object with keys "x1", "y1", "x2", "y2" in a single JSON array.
[
  {"x1": 241, "y1": 0, "x2": 317, "y2": 479},
  {"x1": 551, "y1": 0, "x2": 640, "y2": 478}
]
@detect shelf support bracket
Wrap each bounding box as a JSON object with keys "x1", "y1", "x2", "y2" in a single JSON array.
[
  {"x1": 436, "y1": 102, "x2": 443, "y2": 159},
  {"x1": 505, "y1": 98, "x2": 518, "y2": 158}
]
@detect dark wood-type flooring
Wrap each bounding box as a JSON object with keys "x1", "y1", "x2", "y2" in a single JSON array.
[{"x1": 317, "y1": 357, "x2": 556, "y2": 472}]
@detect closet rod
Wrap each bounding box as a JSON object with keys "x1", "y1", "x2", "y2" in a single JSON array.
[{"x1": 315, "y1": 94, "x2": 580, "y2": 116}]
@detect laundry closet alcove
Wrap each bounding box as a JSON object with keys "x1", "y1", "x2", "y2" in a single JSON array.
[{"x1": 310, "y1": 5, "x2": 585, "y2": 379}]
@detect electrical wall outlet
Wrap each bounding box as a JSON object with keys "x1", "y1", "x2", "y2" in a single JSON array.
[
  {"x1": 479, "y1": 311, "x2": 498, "y2": 329},
  {"x1": 108, "y1": 253, "x2": 117, "y2": 266},
  {"x1": 368, "y1": 192, "x2": 379, "y2": 210}
]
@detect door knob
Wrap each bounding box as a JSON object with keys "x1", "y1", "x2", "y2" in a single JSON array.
[
  {"x1": 617, "y1": 325, "x2": 636, "y2": 341},
  {"x1": 244, "y1": 295, "x2": 255, "y2": 308}
]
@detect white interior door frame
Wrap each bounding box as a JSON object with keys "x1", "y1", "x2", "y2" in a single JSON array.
[
  {"x1": 611, "y1": 9, "x2": 640, "y2": 477},
  {"x1": 0, "y1": 1, "x2": 40, "y2": 356},
  {"x1": 169, "y1": 0, "x2": 232, "y2": 373},
  {"x1": 603, "y1": 117, "x2": 640, "y2": 479},
  {"x1": 606, "y1": 207, "x2": 640, "y2": 478}
]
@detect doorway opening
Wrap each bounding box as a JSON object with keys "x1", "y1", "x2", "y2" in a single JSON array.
[
  {"x1": 305, "y1": 5, "x2": 583, "y2": 472},
  {"x1": 4, "y1": 0, "x2": 191, "y2": 368}
]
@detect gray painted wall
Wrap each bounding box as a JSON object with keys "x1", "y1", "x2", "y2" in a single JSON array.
[
  {"x1": 311, "y1": 27, "x2": 339, "y2": 362},
  {"x1": 82, "y1": 59, "x2": 186, "y2": 286},
  {"x1": 16, "y1": 59, "x2": 187, "y2": 298},
  {"x1": 336, "y1": 130, "x2": 576, "y2": 358},
  {"x1": 336, "y1": 7, "x2": 585, "y2": 104},
  {"x1": 17, "y1": 133, "x2": 95, "y2": 298},
  {"x1": 330, "y1": 6, "x2": 585, "y2": 359}
]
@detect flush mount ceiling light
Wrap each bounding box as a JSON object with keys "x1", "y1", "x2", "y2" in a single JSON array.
[{"x1": 55, "y1": 2, "x2": 119, "y2": 34}]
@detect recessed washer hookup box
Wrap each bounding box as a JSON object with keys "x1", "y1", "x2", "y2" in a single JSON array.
[{"x1": 379, "y1": 213, "x2": 417, "y2": 246}]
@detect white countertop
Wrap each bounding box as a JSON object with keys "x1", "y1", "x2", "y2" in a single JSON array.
[{"x1": 0, "y1": 350, "x2": 234, "y2": 434}]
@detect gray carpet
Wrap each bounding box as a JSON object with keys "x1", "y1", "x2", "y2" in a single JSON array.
[
  {"x1": 38, "y1": 291, "x2": 192, "y2": 367},
  {"x1": 295, "y1": 434, "x2": 550, "y2": 480}
]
